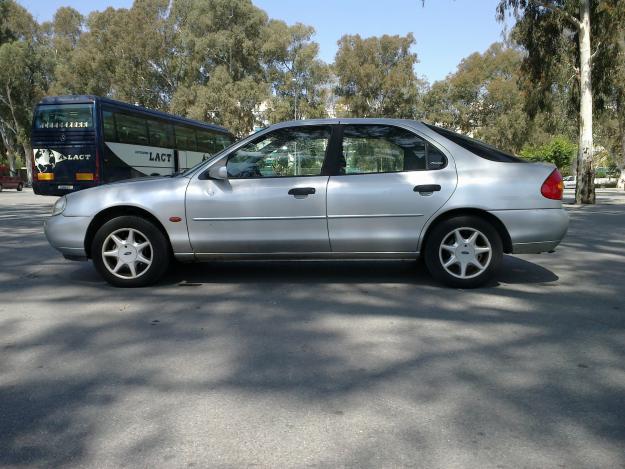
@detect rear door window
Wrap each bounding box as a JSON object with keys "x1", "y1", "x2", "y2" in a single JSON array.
[{"x1": 339, "y1": 125, "x2": 446, "y2": 175}]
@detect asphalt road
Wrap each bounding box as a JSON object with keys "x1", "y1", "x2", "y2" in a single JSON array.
[{"x1": 1, "y1": 188, "x2": 624, "y2": 468}]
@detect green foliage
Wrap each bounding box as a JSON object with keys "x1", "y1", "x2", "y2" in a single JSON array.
[
  {"x1": 0, "y1": 0, "x2": 624, "y2": 176},
  {"x1": 334, "y1": 33, "x2": 424, "y2": 118},
  {"x1": 423, "y1": 43, "x2": 531, "y2": 153},
  {"x1": 263, "y1": 20, "x2": 330, "y2": 122},
  {"x1": 519, "y1": 136, "x2": 577, "y2": 173},
  {"x1": 0, "y1": 1, "x2": 51, "y2": 180},
  {"x1": 170, "y1": 66, "x2": 269, "y2": 137}
]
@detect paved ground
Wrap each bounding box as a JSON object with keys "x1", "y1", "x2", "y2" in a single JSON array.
[{"x1": 0, "y1": 188, "x2": 624, "y2": 468}]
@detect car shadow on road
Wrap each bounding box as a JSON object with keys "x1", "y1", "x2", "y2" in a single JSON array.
[{"x1": 160, "y1": 254, "x2": 558, "y2": 288}]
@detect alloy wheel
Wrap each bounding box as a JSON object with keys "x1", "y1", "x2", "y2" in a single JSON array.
[
  {"x1": 438, "y1": 227, "x2": 492, "y2": 279},
  {"x1": 101, "y1": 228, "x2": 153, "y2": 279}
]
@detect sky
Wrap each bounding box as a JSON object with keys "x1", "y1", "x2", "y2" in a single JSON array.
[{"x1": 18, "y1": 0, "x2": 513, "y2": 83}]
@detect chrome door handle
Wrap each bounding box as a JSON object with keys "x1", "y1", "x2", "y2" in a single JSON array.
[
  {"x1": 288, "y1": 187, "x2": 315, "y2": 196},
  {"x1": 413, "y1": 184, "x2": 441, "y2": 193}
]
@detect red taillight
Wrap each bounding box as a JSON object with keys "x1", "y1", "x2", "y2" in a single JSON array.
[{"x1": 541, "y1": 169, "x2": 564, "y2": 200}]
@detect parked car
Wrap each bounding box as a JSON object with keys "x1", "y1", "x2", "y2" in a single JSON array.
[
  {"x1": 44, "y1": 119, "x2": 569, "y2": 288},
  {"x1": 0, "y1": 174, "x2": 24, "y2": 191},
  {"x1": 563, "y1": 175, "x2": 576, "y2": 189}
]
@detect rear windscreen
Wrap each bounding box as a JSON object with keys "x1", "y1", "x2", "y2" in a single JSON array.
[
  {"x1": 34, "y1": 104, "x2": 94, "y2": 129},
  {"x1": 425, "y1": 123, "x2": 525, "y2": 163}
]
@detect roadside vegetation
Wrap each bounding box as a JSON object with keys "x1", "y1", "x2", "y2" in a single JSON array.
[{"x1": 0, "y1": 0, "x2": 624, "y2": 202}]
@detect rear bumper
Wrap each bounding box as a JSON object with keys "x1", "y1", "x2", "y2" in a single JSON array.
[
  {"x1": 489, "y1": 208, "x2": 569, "y2": 254},
  {"x1": 33, "y1": 181, "x2": 98, "y2": 196},
  {"x1": 44, "y1": 214, "x2": 92, "y2": 260}
]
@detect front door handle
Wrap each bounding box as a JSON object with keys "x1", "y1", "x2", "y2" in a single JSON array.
[
  {"x1": 288, "y1": 187, "x2": 316, "y2": 197},
  {"x1": 413, "y1": 184, "x2": 441, "y2": 193}
]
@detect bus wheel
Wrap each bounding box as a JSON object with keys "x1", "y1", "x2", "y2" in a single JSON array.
[
  {"x1": 17, "y1": 183, "x2": 23, "y2": 191},
  {"x1": 91, "y1": 215, "x2": 170, "y2": 287}
]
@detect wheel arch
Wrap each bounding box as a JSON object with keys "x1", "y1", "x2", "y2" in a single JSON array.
[
  {"x1": 419, "y1": 208, "x2": 513, "y2": 254},
  {"x1": 84, "y1": 205, "x2": 172, "y2": 258}
]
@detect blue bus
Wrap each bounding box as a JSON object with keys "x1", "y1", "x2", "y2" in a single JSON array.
[{"x1": 32, "y1": 95, "x2": 235, "y2": 195}]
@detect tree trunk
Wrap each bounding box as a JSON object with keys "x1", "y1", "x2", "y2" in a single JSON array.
[
  {"x1": 618, "y1": 115, "x2": 625, "y2": 190},
  {"x1": 5, "y1": 150, "x2": 17, "y2": 176},
  {"x1": 22, "y1": 142, "x2": 33, "y2": 186},
  {"x1": 576, "y1": 0, "x2": 595, "y2": 204},
  {"x1": 616, "y1": 125, "x2": 625, "y2": 190}
]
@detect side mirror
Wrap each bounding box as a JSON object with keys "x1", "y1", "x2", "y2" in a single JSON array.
[{"x1": 208, "y1": 165, "x2": 228, "y2": 180}]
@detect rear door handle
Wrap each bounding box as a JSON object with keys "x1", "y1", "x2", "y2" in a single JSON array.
[
  {"x1": 413, "y1": 184, "x2": 441, "y2": 193},
  {"x1": 288, "y1": 187, "x2": 316, "y2": 196}
]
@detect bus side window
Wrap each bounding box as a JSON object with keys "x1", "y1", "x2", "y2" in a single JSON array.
[
  {"x1": 147, "y1": 119, "x2": 174, "y2": 148},
  {"x1": 215, "y1": 134, "x2": 235, "y2": 152},
  {"x1": 103, "y1": 111, "x2": 117, "y2": 141},
  {"x1": 196, "y1": 129, "x2": 217, "y2": 154},
  {"x1": 175, "y1": 125, "x2": 197, "y2": 151},
  {"x1": 115, "y1": 113, "x2": 148, "y2": 146}
]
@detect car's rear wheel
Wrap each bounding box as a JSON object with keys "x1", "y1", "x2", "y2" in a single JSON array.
[
  {"x1": 0, "y1": 184, "x2": 3, "y2": 192},
  {"x1": 16, "y1": 183, "x2": 23, "y2": 191},
  {"x1": 424, "y1": 216, "x2": 502, "y2": 288},
  {"x1": 92, "y1": 216, "x2": 170, "y2": 287}
]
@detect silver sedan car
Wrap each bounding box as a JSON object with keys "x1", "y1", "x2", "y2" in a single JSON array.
[{"x1": 44, "y1": 119, "x2": 569, "y2": 288}]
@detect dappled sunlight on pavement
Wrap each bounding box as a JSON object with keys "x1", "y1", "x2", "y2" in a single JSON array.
[{"x1": 0, "y1": 189, "x2": 624, "y2": 467}]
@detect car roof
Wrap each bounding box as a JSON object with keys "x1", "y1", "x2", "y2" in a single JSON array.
[{"x1": 266, "y1": 118, "x2": 424, "y2": 129}]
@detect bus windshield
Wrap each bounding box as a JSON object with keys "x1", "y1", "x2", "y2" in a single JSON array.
[{"x1": 34, "y1": 104, "x2": 94, "y2": 129}]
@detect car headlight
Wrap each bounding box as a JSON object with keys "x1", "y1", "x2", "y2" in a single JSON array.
[{"x1": 51, "y1": 196, "x2": 67, "y2": 216}]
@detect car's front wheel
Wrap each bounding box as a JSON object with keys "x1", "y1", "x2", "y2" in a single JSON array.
[
  {"x1": 92, "y1": 216, "x2": 170, "y2": 287},
  {"x1": 16, "y1": 183, "x2": 23, "y2": 191},
  {"x1": 424, "y1": 216, "x2": 503, "y2": 288}
]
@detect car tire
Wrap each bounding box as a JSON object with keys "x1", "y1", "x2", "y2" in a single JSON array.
[
  {"x1": 91, "y1": 215, "x2": 170, "y2": 287},
  {"x1": 17, "y1": 183, "x2": 23, "y2": 191},
  {"x1": 424, "y1": 215, "x2": 503, "y2": 288},
  {"x1": 0, "y1": 184, "x2": 3, "y2": 192}
]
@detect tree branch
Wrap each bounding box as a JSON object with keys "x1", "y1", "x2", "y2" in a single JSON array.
[
  {"x1": 533, "y1": 0, "x2": 581, "y2": 30},
  {"x1": 590, "y1": 41, "x2": 602, "y2": 61}
]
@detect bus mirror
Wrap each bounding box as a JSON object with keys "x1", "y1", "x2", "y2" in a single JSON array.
[{"x1": 208, "y1": 165, "x2": 228, "y2": 180}]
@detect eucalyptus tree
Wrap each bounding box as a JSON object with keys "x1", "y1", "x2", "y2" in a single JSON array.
[
  {"x1": 334, "y1": 33, "x2": 424, "y2": 118},
  {"x1": 53, "y1": 0, "x2": 176, "y2": 110},
  {"x1": 423, "y1": 43, "x2": 530, "y2": 154},
  {"x1": 0, "y1": 0, "x2": 49, "y2": 182},
  {"x1": 169, "y1": 0, "x2": 273, "y2": 135},
  {"x1": 497, "y1": 0, "x2": 625, "y2": 204},
  {"x1": 262, "y1": 20, "x2": 330, "y2": 123}
]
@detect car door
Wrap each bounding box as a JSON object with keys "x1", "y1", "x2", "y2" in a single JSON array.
[
  {"x1": 326, "y1": 124, "x2": 457, "y2": 253},
  {"x1": 185, "y1": 125, "x2": 333, "y2": 256}
]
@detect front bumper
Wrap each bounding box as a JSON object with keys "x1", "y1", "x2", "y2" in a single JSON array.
[
  {"x1": 44, "y1": 214, "x2": 92, "y2": 260},
  {"x1": 489, "y1": 208, "x2": 569, "y2": 254}
]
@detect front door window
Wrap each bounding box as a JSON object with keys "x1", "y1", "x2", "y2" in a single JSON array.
[{"x1": 226, "y1": 126, "x2": 331, "y2": 178}]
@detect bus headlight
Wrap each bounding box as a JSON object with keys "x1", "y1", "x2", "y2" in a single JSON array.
[{"x1": 51, "y1": 196, "x2": 67, "y2": 216}]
